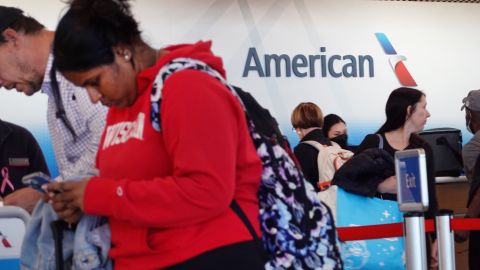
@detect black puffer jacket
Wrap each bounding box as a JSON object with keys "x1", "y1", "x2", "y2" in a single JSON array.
[{"x1": 332, "y1": 148, "x2": 394, "y2": 197}]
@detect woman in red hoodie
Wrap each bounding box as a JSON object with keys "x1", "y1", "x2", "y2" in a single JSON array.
[{"x1": 46, "y1": 0, "x2": 265, "y2": 269}]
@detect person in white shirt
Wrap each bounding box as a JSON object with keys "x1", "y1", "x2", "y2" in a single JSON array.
[{"x1": 0, "y1": 6, "x2": 107, "y2": 215}]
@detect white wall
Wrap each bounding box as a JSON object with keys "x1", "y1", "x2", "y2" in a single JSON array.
[{"x1": 0, "y1": 0, "x2": 478, "y2": 174}]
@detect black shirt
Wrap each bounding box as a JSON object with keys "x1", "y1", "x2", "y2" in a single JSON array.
[
  {"x1": 0, "y1": 120, "x2": 50, "y2": 197},
  {"x1": 293, "y1": 128, "x2": 331, "y2": 191}
]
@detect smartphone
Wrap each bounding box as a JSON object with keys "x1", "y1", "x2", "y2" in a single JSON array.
[{"x1": 21, "y1": 171, "x2": 51, "y2": 193}]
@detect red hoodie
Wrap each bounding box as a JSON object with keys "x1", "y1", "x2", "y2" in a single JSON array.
[{"x1": 84, "y1": 41, "x2": 263, "y2": 269}]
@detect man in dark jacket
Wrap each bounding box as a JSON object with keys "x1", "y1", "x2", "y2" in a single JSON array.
[
  {"x1": 455, "y1": 90, "x2": 480, "y2": 269},
  {"x1": 461, "y1": 90, "x2": 480, "y2": 182}
]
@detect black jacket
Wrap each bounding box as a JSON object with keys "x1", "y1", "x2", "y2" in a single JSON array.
[
  {"x1": 333, "y1": 148, "x2": 394, "y2": 197},
  {"x1": 0, "y1": 119, "x2": 49, "y2": 197},
  {"x1": 293, "y1": 128, "x2": 331, "y2": 191},
  {"x1": 356, "y1": 133, "x2": 438, "y2": 218},
  {"x1": 468, "y1": 154, "x2": 480, "y2": 206}
]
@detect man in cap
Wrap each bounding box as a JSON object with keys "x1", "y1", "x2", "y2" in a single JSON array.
[
  {"x1": 461, "y1": 89, "x2": 480, "y2": 182},
  {"x1": 0, "y1": 6, "x2": 106, "y2": 219},
  {"x1": 456, "y1": 89, "x2": 480, "y2": 270}
]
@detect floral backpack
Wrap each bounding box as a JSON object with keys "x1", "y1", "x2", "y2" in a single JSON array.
[{"x1": 151, "y1": 57, "x2": 343, "y2": 270}]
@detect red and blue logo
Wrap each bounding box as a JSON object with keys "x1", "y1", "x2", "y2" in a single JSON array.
[{"x1": 375, "y1": 33, "x2": 417, "y2": 87}]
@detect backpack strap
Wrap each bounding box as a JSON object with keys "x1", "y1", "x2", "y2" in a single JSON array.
[
  {"x1": 330, "y1": 141, "x2": 342, "y2": 149},
  {"x1": 301, "y1": 140, "x2": 326, "y2": 150},
  {"x1": 302, "y1": 140, "x2": 343, "y2": 150},
  {"x1": 301, "y1": 140, "x2": 333, "y2": 190},
  {"x1": 150, "y1": 57, "x2": 245, "y2": 131},
  {"x1": 377, "y1": 134, "x2": 384, "y2": 149},
  {"x1": 230, "y1": 200, "x2": 259, "y2": 241}
]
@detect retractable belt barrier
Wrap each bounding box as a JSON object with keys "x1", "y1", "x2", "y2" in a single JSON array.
[{"x1": 337, "y1": 217, "x2": 480, "y2": 241}]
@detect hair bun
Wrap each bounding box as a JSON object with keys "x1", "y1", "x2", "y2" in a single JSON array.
[{"x1": 68, "y1": 0, "x2": 132, "y2": 17}]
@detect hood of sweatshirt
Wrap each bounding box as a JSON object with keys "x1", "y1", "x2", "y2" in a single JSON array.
[{"x1": 136, "y1": 40, "x2": 225, "y2": 97}]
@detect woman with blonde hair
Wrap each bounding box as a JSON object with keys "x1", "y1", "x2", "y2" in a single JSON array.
[{"x1": 291, "y1": 102, "x2": 332, "y2": 191}]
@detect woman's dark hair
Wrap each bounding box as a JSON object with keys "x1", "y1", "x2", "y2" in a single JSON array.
[
  {"x1": 377, "y1": 87, "x2": 426, "y2": 145},
  {"x1": 53, "y1": 0, "x2": 141, "y2": 72},
  {"x1": 52, "y1": 0, "x2": 141, "y2": 139},
  {"x1": 377, "y1": 87, "x2": 425, "y2": 134},
  {"x1": 322, "y1": 114, "x2": 345, "y2": 137}
]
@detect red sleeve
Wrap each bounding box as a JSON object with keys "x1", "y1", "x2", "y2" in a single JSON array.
[{"x1": 85, "y1": 70, "x2": 243, "y2": 228}]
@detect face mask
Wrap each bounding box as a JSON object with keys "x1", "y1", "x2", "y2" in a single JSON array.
[
  {"x1": 331, "y1": 134, "x2": 348, "y2": 149},
  {"x1": 467, "y1": 119, "x2": 473, "y2": 134},
  {"x1": 467, "y1": 110, "x2": 474, "y2": 134}
]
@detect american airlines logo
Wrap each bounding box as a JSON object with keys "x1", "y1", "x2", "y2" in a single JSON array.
[
  {"x1": 375, "y1": 33, "x2": 417, "y2": 87},
  {"x1": 242, "y1": 33, "x2": 418, "y2": 85},
  {"x1": 103, "y1": 113, "x2": 145, "y2": 150}
]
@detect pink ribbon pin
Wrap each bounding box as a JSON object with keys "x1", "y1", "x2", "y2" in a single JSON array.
[{"x1": 1, "y1": 167, "x2": 14, "y2": 194}]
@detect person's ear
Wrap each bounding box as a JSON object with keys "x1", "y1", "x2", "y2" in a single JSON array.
[
  {"x1": 406, "y1": 105, "x2": 412, "y2": 119},
  {"x1": 113, "y1": 45, "x2": 131, "y2": 62},
  {"x1": 2, "y1": 28, "x2": 19, "y2": 47}
]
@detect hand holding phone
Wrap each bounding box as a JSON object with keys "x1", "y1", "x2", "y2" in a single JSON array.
[{"x1": 21, "y1": 172, "x2": 51, "y2": 193}]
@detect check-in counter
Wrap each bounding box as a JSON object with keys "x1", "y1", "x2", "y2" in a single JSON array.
[
  {"x1": 436, "y1": 175, "x2": 468, "y2": 184},
  {"x1": 436, "y1": 176, "x2": 469, "y2": 215}
]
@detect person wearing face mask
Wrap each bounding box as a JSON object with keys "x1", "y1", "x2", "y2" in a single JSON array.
[
  {"x1": 291, "y1": 102, "x2": 332, "y2": 191},
  {"x1": 322, "y1": 114, "x2": 356, "y2": 151},
  {"x1": 461, "y1": 90, "x2": 480, "y2": 182},
  {"x1": 455, "y1": 89, "x2": 480, "y2": 270}
]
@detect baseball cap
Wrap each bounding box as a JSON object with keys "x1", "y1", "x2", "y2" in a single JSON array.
[
  {"x1": 461, "y1": 89, "x2": 480, "y2": 111},
  {"x1": 0, "y1": 6, "x2": 24, "y2": 32}
]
